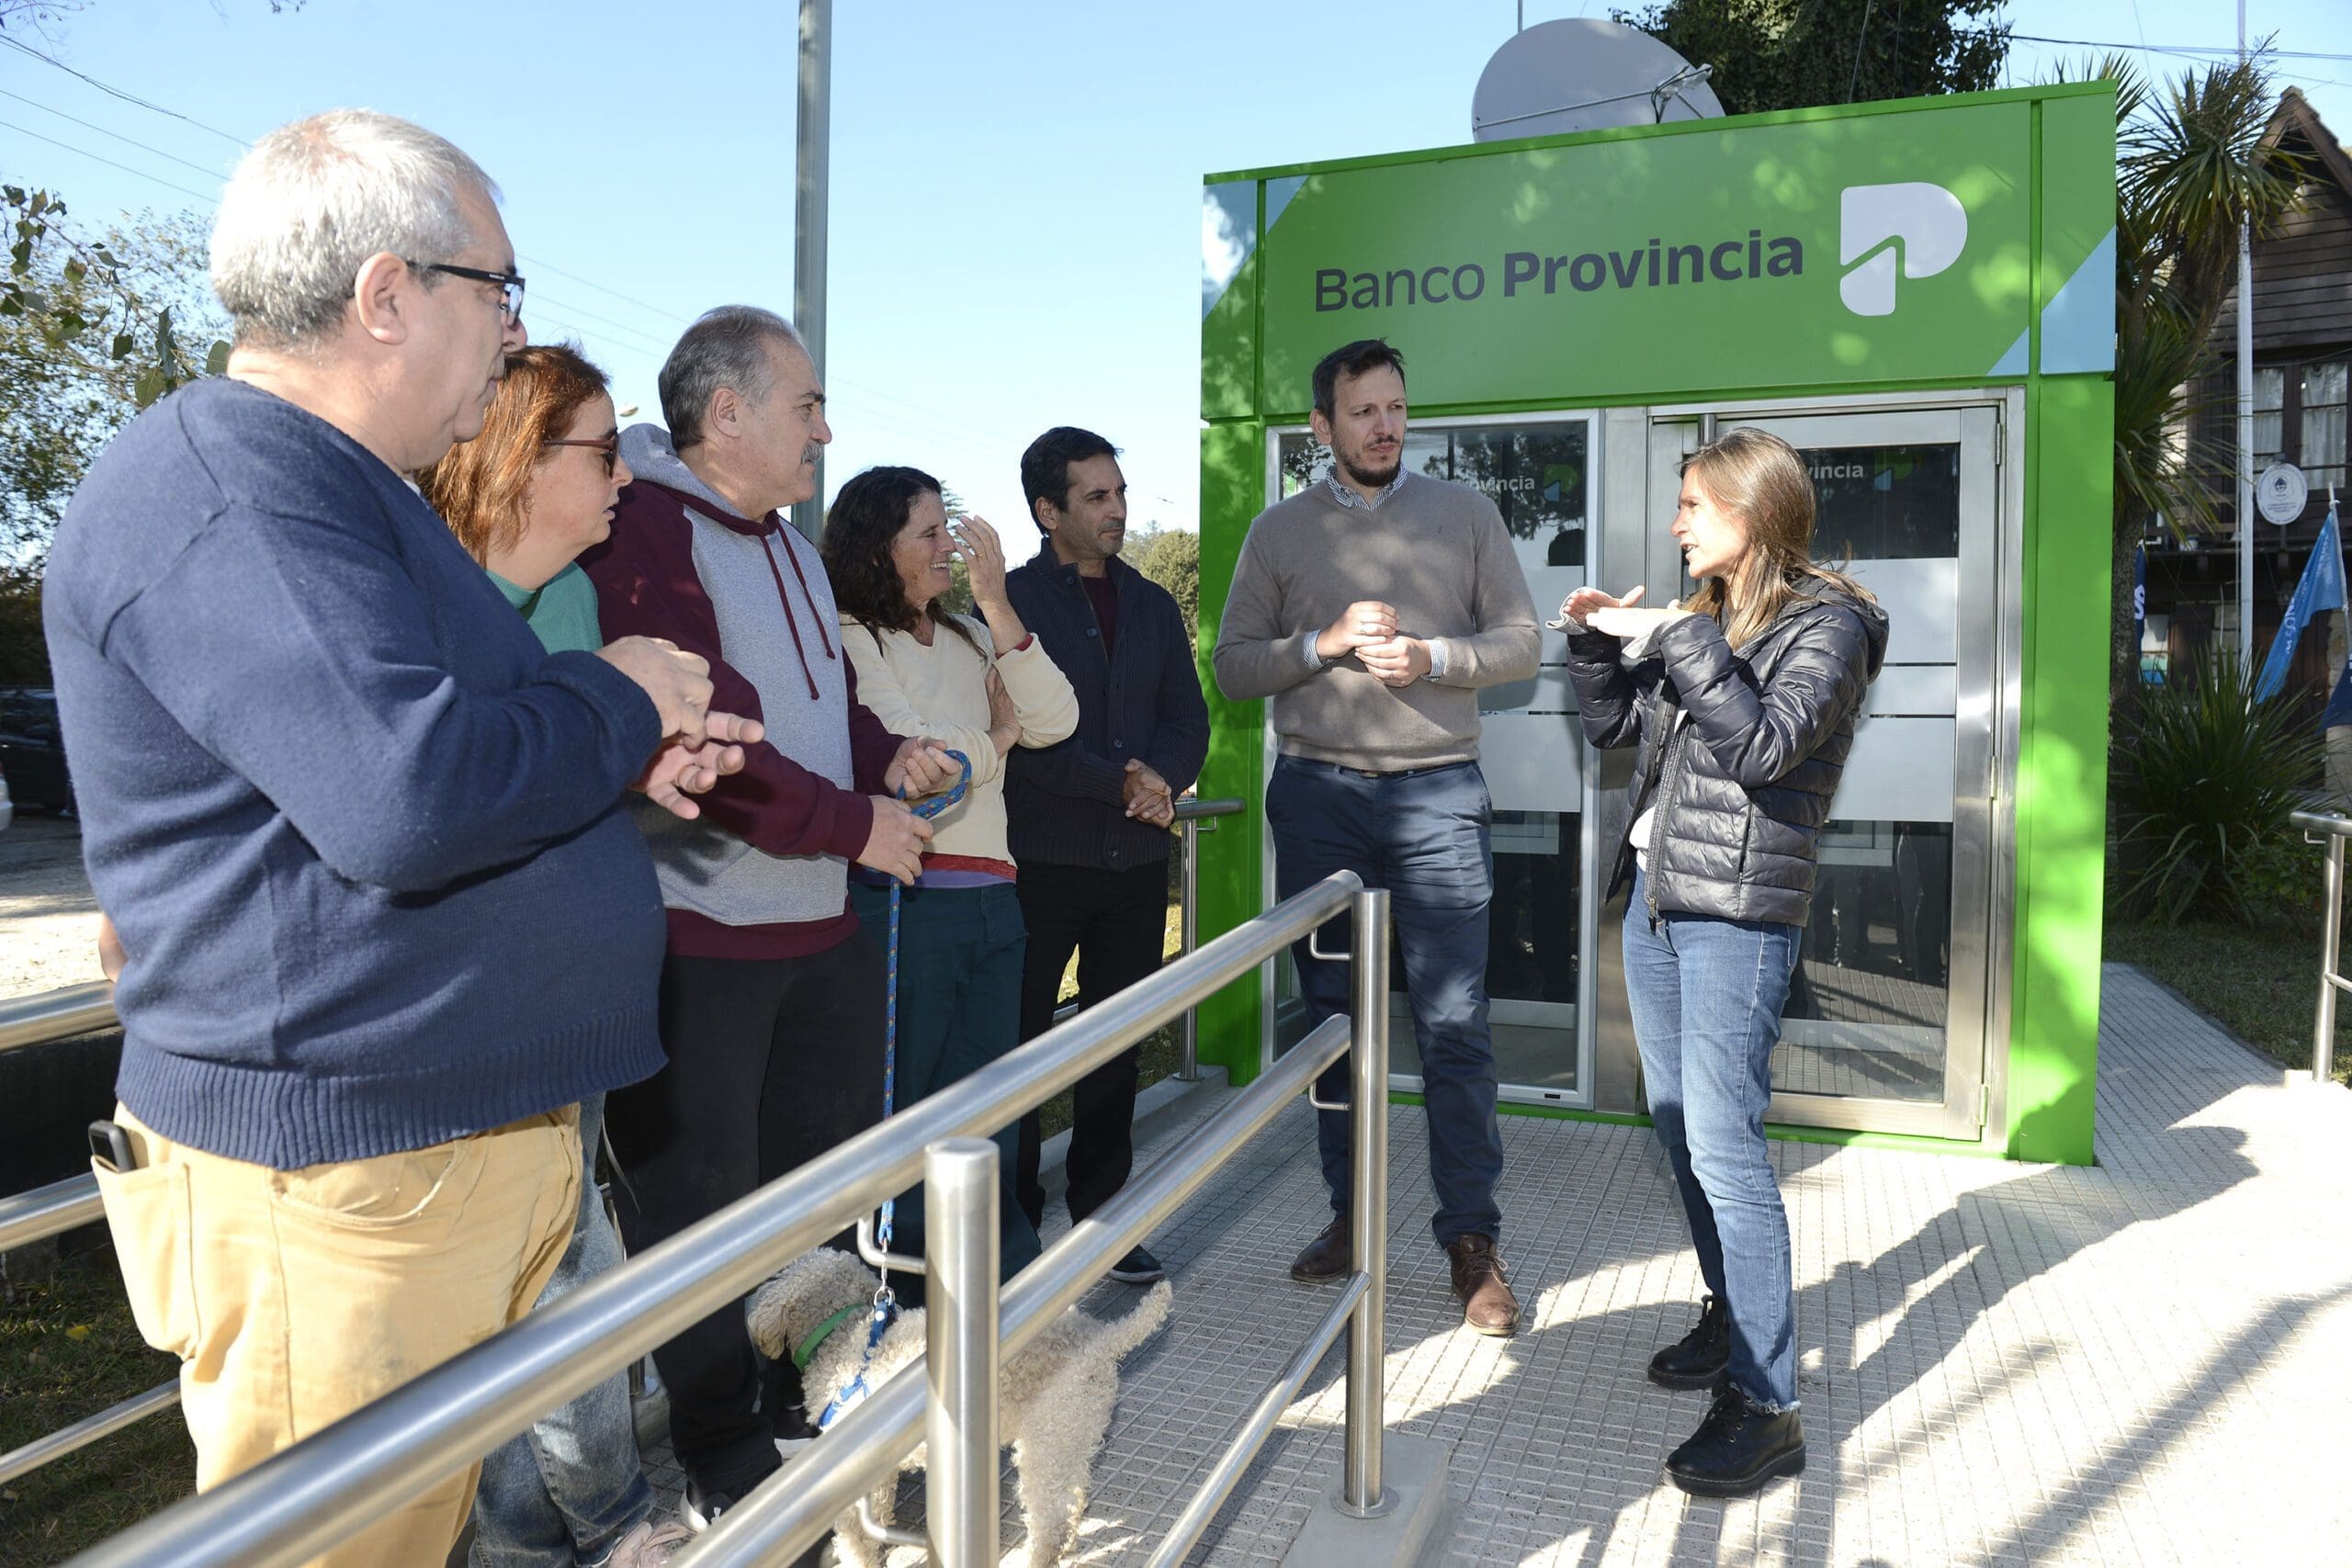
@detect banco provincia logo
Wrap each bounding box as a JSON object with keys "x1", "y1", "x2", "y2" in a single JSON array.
[{"x1": 1838, "y1": 183, "x2": 1968, "y2": 317}]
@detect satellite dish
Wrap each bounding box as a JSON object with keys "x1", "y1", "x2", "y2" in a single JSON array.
[{"x1": 1474, "y1": 18, "x2": 1724, "y2": 142}]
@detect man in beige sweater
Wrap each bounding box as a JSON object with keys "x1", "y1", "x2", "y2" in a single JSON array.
[{"x1": 1213, "y1": 338, "x2": 1539, "y2": 1336}]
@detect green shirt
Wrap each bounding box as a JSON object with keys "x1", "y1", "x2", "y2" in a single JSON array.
[{"x1": 490, "y1": 561, "x2": 604, "y2": 656}]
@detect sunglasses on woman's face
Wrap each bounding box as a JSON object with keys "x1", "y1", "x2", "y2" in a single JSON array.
[{"x1": 543, "y1": 435, "x2": 619, "y2": 478}]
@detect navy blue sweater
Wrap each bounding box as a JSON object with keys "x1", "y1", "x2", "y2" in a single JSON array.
[
  {"x1": 43, "y1": 379, "x2": 669, "y2": 1169},
  {"x1": 1003, "y1": 544, "x2": 1208, "y2": 871}
]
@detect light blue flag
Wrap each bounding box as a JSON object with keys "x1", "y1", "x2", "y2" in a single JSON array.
[{"x1": 2256, "y1": 500, "x2": 2345, "y2": 701}]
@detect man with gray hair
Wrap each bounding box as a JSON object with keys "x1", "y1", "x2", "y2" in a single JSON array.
[
  {"x1": 44, "y1": 109, "x2": 751, "y2": 1567},
  {"x1": 585, "y1": 305, "x2": 952, "y2": 1526}
]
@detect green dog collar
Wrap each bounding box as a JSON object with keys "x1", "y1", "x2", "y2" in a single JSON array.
[{"x1": 792, "y1": 1303, "x2": 865, "y2": 1371}]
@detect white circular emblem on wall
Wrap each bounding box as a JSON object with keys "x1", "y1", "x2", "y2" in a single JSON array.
[{"x1": 2257, "y1": 461, "x2": 2308, "y2": 525}]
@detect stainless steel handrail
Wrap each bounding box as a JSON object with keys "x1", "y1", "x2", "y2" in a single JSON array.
[
  {"x1": 66, "y1": 869, "x2": 1375, "y2": 1568},
  {"x1": 2291, "y1": 808, "x2": 2350, "y2": 1084},
  {"x1": 0, "y1": 799, "x2": 1253, "y2": 1486},
  {"x1": 0, "y1": 981, "x2": 119, "y2": 1262},
  {"x1": 0, "y1": 978, "x2": 115, "y2": 1053},
  {"x1": 0, "y1": 982, "x2": 119, "y2": 1263},
  {"x1": 1172, "y1": 796, "x2": 1245, "y2": 1082},
  {"x1": 0, "y1": 1381, "x2": 180, "y2": 1489},
  {"x1": 0, "y1": 1173, "x2": 106, "y2": 1254},
  {"x1": 692, "y1": 1010, "x2": 1363, "y2": 1567}
]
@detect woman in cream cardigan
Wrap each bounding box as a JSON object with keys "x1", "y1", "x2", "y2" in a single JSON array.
[{"x1": 821, "y1": 466, "x2": 1079, "y2": 1292}]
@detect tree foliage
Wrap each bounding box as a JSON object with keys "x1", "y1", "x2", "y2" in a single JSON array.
[
  {"x1": 2053, "y1": 53, "x2": 2308, "y2": 709},
  {"x1": 2, "y1": 188, "x2": 228, "y2": 559},
  {"x1": 1612, "y1": 0, "x2": 2010, "y2": 117},
  {"x1": 0, "y1": 560, "x2": 44, "y2": 683},
  {"x1": 0, "y1": 189, "x2": 227, "y2": 681},
  {"x1": 1129, "y1": 526, "x2": 1200, "y2": 649}
]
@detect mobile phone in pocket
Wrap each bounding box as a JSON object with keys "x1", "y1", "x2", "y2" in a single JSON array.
[{"x1": 89, "y1": 1119, "x2": 138, "y2": 1172}]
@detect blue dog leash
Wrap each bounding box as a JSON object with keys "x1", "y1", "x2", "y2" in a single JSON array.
[{"x1": 819, "y1": 748, "x2": 972, "y2": 1430}]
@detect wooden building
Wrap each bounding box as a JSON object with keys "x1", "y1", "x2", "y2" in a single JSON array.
[{"x1": 2144, "y1": 87, "x2": 2351, "y2": 694}]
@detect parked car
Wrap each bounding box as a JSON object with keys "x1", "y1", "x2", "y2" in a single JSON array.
[{"x1": 0, "y1": 688, "x2": 73, "y2": 815}]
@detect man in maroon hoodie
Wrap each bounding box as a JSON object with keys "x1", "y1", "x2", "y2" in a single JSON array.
[{"x1": 585, "y1": 305, "x2": 950, "y2": 1527}]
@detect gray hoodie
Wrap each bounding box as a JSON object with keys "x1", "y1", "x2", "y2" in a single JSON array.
[{"x1": 587, "y1": 424, "x2": 886, "y2": 949}]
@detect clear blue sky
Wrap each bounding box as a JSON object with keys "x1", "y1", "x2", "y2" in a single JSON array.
[{"x1": 6, "y1": 1, "x2": 2347, "y2": 533}]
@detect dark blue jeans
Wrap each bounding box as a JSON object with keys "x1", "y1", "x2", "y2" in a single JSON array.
[
  {"x1": 1268, "y1": 755, "x2": 1503, "y2": 1248},
  {"x1": 849, "y1": 881, "x2": 1043, "y2": 1296},
  {"x1": 1622, "y1": 868, "x2": 1803, "y2": 1410}
]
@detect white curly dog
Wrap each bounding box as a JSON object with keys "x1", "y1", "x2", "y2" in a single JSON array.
[{"x1": 748, "y1": 1248, "x2": 1173, "y2": 1567}]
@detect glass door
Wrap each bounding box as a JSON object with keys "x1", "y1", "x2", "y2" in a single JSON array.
[
  {"x1": 1634, "y1": 403, "x2": 2004, "y2": 1139},
  {"x1": 1262, "y1": 413, "x2": 1600, "y2": 1108}
]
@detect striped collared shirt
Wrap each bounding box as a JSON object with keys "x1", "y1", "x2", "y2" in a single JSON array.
[{"x1": 1322, "y1": 468, "x2": 1406, "y2": 512}]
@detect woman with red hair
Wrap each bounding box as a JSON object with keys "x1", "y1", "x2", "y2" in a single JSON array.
[{"x1": 422, "y1": 345, "x2": 690, "y2": 1567}]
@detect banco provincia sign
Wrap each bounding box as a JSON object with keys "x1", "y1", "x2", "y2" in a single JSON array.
[
  {"x1": 1314, "y1": 231, "x2": 1806, "y2": 313},
  {"x1": 1203, "y1": 90, "x2": 2117, "y2": 414}
]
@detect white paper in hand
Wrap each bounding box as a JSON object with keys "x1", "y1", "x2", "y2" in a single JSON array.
[{"x1": 1587, "y1": 606, "x2": 1685, "y2": 639}]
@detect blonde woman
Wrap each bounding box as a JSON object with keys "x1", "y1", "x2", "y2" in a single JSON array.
[{"x1": 1561, "y1": 426, "x2": 1886, "y2": 1499}]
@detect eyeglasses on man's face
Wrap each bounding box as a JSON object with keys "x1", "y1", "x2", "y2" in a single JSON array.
[
  {"x1": 415, "y1": 261, "x2": 526, "y2": 326},
  {"x1": 543, "y1": 434, "x2": 619, "y2": 478}
]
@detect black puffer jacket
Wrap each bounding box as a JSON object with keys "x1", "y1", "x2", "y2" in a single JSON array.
[{"x1": 1564, "y1": 583, "x2": 1889, "y2": 928}]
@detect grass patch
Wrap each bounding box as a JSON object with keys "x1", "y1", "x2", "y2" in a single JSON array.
[
  {"x1": 2105, "y1": 916, "x2": 2352, "y2": 1086},
  {"x1": 0, "y1": 1240, "x2": 192, "y2": 1563}
]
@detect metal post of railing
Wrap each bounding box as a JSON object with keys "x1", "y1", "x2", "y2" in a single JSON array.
[
  {"x1": 923, "y1": 1137, "x2": 1001, "y2": 1568},
  {"x1": 1177, "y1": 814, "x2": 1202, "y2": 1081},
  {"x1": 1340, "y1": 886, "x2": 1392, "y2": 1518},
  {"x1": 693, "y1": 1013, "x2": 1357, "y2": 1568},
  {"x1": 1170, "y1": 798, "x2": 1242, "y2": 1083},
  {"x1": 2320, "y1": 829, "x2": 2344, "y2": 1085}
]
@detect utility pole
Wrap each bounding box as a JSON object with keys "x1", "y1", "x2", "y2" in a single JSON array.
[
  {"x1": 2235, "y1": 0, "x2": 2255, "y2": 664},
  {"x1": 791, "y1": 0, "x2": 831, "y2": 542}
]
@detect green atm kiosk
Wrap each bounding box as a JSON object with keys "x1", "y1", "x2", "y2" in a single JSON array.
[{"x1": 1193, "y1": 85, "x2": 2115, "y2": 1165}]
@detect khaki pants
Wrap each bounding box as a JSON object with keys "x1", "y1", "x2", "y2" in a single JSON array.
[{"x1": 96, "y1": 1103, "x2": 582, "y2": 1568}]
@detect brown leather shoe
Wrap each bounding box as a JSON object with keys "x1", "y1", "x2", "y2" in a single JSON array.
[
  {"x1": 1289, "y1": 1214, "x2": 1351, "y2": 1282},
  {"x1": 1445, "y1": 1234, "x2": 1521, "y2": 1337}
]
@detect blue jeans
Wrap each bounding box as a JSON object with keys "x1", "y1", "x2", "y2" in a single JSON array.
[
  {"x1": 472, "y1": 1093, "x2": 656, "y2": 1566},
  {"x1": 1621, "y1": 869, "x2": 1803, "y2": 1410},
  {"x1": 1268, "y1": 755, "x2": 1504, "y2": 1247},
  {"x1": 849, "y1": 881, "x2": 1043, "y2": 1293}
]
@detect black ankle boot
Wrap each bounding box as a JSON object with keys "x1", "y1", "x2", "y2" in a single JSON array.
[
  {"x1": 1665, "y1": 1380, "x2": 1805, "y2": 1497},
  {"x1": 1646, "y1": 1293, "x2": 1732, "y2": 1390}
]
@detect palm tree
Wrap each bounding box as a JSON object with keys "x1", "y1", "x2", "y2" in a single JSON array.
[{"x1": 2086, "y1": 51, "x2": 2307, "y2": 711}]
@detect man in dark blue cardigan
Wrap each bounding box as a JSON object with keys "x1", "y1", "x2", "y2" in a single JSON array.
[
  {"x1": 42, "y1": 110, "x2": 749, "y2": 1567},
  {"x1": 1003, "y1": 427, "x2": 1209, "y2": 1283}
]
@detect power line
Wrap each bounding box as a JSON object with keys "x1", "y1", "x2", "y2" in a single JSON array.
[
  {"x1": 0, "y1": 51, "x2": 702, "y2": 341},
  {"x1": 521, "y1": 288, "x2": 673, "y2": 354},
  {"x1": 0, "y1": 34, "x2": 249, "y2": 148},
  {"x1": 0, "y1": 115, "x2": 215, "y2": 202},
  {"x1": 0, "y1": 122, "x2": 675, "y2": 365},
  {"x1": 0, "y1": 87, "x2": 232, "y2": 182},
  {"x1": 1992, "y1": 31, "x2": 2352, "y2": 64},
  {"x1": 521, "y1": 256, "x2": 694, "y2": 327},
  {"x1": 2, "y1": 40, "x2": 1167, "y2": 464}
]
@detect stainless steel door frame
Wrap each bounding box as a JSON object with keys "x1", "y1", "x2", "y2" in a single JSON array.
[
  {"x1": 1597, "y1": 388, "x2": 2022, "y2": 1143},
  {"x1": 1255, "y1": 413, "x2": 1603, "y2": 1111}
]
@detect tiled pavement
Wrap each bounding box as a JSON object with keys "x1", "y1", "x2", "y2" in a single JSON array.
[{"x1": 664, "y1": 964, "x2": 2352, "y2": 1564}]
